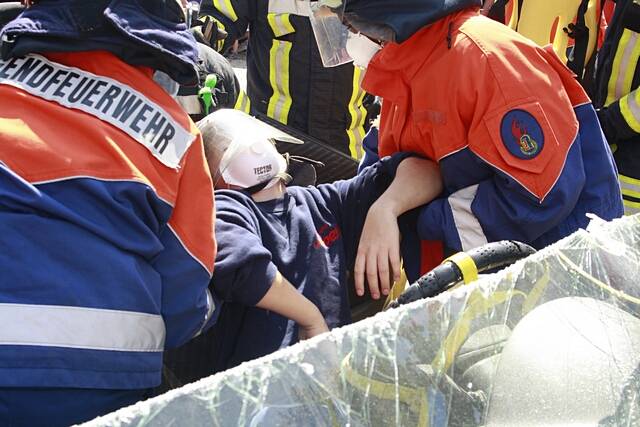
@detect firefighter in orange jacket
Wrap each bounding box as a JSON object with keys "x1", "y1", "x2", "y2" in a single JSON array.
[
  {"x1": 309, "y1": 0, "x2": 622, "y2": 291},
  {"x1": 0, "y1": 1, "x2": 217, "y2": 425}
]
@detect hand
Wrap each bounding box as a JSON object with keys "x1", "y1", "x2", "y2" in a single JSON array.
[{"x1": 354, "y1": 200, "x2": 401, "y2": 300}]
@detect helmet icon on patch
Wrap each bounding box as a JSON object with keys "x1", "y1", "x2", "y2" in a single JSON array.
[{"x1": 500, "y1": 109, "x2": 544, "y2": 159}]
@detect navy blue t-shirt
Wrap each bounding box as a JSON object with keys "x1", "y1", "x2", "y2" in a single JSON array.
[{"x1": 208, "y1": 153, "x2": 411, "y2": 372}]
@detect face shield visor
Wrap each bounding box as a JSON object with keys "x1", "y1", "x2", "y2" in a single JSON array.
[
  {"x1": 308, "y1": 0, "x2": 352, "y2": 67},
  {"x1": 200, "y1": 110, "x2": 302, "y2": 190},
  {"x1": 309, "y1": 0, "x2": 392, "y2": 68}
]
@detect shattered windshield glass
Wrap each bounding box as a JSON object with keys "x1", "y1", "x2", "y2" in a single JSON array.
[{"x1": 83, "y1": 216, "x2": 640, "y2": 427}]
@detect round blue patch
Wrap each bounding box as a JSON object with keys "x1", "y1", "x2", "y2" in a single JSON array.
[{"x1": 499, "y1": 109, "x2": 544, "y2": 159}]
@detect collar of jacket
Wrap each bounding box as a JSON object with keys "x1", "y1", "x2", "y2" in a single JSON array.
[
  {"x1": 361, "y1": 9, "x2": 475, "y2": 107},
  {"x1": 0, "y1": 0, "x2": 199, "y2": 85}
]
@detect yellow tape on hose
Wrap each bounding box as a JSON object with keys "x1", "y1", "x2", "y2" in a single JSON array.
[{"x1": 444, "y1": 252, "x2": 478, "y2": 284}]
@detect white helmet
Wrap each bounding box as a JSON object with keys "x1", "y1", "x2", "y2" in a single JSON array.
[{"x1": 198, "y1": 109, "x2": 302, "y2": 191}]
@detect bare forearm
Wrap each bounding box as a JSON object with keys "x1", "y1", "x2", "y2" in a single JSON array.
[
  {"x1": 353, "y1": 157, "x2": 442, "y2": 298},
  {"x1": 376, "y1": 157, "x2": 442, "y2": 216},
  {"x1": 256, "y1": 271, "x2": 326, "y2": 330}
]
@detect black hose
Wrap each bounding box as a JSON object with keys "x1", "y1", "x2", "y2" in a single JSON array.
[{"x1": 388, "y1": 240, "x2": 536, "y2": 308}]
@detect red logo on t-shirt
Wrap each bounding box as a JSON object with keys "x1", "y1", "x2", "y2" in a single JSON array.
[{"x1": 314, "y1": 224, "x2": 341, "y2": 249}]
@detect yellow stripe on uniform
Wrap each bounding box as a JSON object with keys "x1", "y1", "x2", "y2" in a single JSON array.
[
  {"x1": 267, "y1": 13, "x2": 295, "y2": 37},
  {"x1": 623, "y1": 199, "x2": 640, "y2": 215},
  {"x1": 346, "y1": 67, "x2": 368, "y2": 160},
  {"x1": 619, "y1": 174, "x2": 640, "y2": 215},
  {"x1": 606, "y1": 29, "x2": 640, "y2": 106},
  {"x1": 213, "y1": 0, "x2": 238, "y2": 22},
  {"x1": 620, "y1": 174, "x2": 640, "y2": 199},
  {"x1": 267, "y1": 39, "x2": 293, "y2": 124},
  {"x1": 620, "y1": 89, "x2": 640, "y2": 133},
  {"x1": 233, "y1": 89, "x2": 251, "y2": 113}
]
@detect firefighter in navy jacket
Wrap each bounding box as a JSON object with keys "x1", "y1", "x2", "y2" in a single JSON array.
[
  {"x1": 0, "y1": 1, "x2": 217, "y2": 425},
  {"x1": 198, "y1": 0, "x2": 374, "y2": 159}
]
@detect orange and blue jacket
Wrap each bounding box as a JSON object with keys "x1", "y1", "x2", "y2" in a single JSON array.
[
  {"x1": 362, "y1": 10, "x2": 622, "y2": 278},
  {"x1": 0, "y1": 51, "x2": 217, "y2": 389}
]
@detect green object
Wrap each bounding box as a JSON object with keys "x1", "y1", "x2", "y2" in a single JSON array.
[{"x1": 198, "y1": 74, "x2": 219, "y2": 116}]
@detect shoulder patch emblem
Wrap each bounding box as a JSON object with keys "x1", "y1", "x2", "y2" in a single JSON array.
[{"x1": 500, "y1": 109, "x2": 544, "y2": 159}]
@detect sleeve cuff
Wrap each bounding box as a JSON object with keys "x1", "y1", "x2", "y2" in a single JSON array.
[
  {"x1": 418, "y1": 198, "x2": 464, "y2": 252},
  {"x1": 233, "y1": 259, "x2": 278, "y2": 307}
]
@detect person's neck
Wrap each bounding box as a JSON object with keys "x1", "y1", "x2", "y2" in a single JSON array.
[{"x1": 251, "y1": 180, "x2": 286, "y2": 202}]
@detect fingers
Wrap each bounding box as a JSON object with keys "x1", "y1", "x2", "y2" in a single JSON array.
[
  {"x1": 390, "y1": 241, "x2": 401, "y2": 283},
  {"x1": 354, "y1": 249, "x2": 366, "y2": 297},
  {"x1": 357, "y1": 245, "x2": 402, "y2": 300},
  {"x1": 366, "y1": 248, "x2": 381, "y2": 299},
  {"x1": 377, "y1": 251, "x2": 390, "y2": 298}
]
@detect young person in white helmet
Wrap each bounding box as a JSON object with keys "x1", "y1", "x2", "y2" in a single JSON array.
[{"x1": 192, "y1": 109, "x2": 443, "y2": 373}]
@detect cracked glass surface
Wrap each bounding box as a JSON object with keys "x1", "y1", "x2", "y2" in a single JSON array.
[{"x1": 83, "y1": 215, "x2": 640, "y2": 427}]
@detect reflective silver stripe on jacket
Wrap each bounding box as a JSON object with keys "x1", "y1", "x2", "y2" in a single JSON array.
[
  {"x1": 0, "y1": 54, "x2": 194, "y2": 169},
  {"x1": 0, "y1": 303, "x2": 165, "y2": 352},
  {"x1": 449, "y1": 184, "x2": 489, "y2": 251}
]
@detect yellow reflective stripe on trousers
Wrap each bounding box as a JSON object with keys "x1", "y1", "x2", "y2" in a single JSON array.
[
  {"x1": 213, "y1": 0, "x2": 238, "y2": 21},
  {"x1": 267, "y1": 13, "x2": 295, "y2": 37},
  {"x1": 620, "y1": 89, "x2": 640, "y2": 132},
  {"x1": 623, "y1": 199, "x2": 640, "y2": 215},
  {"x1": 234, "y1": 89, "x2": 251, "y2": 113},
  {"x1": 620, "y1": 174, "x2": 640, "y2": 215},
  {"x1": 267, "y1": 40, "x2": 293, "y2": 124},
  {"x1": 620, "y1": 174, "x2": 640, "y2": 199},
  {"x1": 346, "y1": 67, "x2": 368, "y2": 160},
  {"x1": 606, "y1": 29, "x2": 640, "y2": 106}
]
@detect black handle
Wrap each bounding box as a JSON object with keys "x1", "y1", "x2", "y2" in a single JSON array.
[{"x1": 389, "y1": 240, "x2": 536, "y2": 308}]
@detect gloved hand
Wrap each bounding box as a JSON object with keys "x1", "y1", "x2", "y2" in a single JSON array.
[
  {"x1": 285, "y1": 154, "x2": 324, "y2": 187},
  {"x1": 191, "y1": 16, "x2": 229, "y2": 52}
]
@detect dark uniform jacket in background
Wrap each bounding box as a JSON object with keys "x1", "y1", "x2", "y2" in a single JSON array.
[
  {"x1": 200, "y1": 0, "x2": 373, "y2": 159},
  {"x1": 177, "y1": 42, "x2": 241, "y2": 121},
  {"x1": 593, "y1": 0, "x2": 640, "y2": 215}
]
